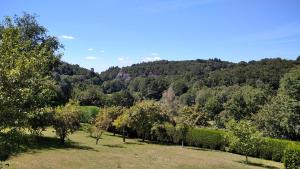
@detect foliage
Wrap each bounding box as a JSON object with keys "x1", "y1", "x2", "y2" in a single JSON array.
[
  {"x1": 226, "y1": 120, "x2": 262, "y2": 162},
  {"x1": 53, "y1": 102, "x2": 81, "y2": 144},
  {"x1": 279, "y1": 66, "x2": 300, "y2": 100},
  {"x1": 0, "y1": 13, "x2": 60, "y2": 128},
  {"x1": 185, "y1": 128, "x2": 227, "y2": 150},
  {"x1": 96, "y1": 106, "x2": 123, "y2": 135},
  {"x1": 128, "y1": 100, "x2": 168, "y2": 141},
  {"x1": 113, "y1": 109, "x2": 130, "y2": 142},
  {"x1": 27, "y1": 108, "x2": 53, "y2": 137},
  {"x1": 79, "y1": 106, "x2": 100, "y2": 123},
  {"x1": 255, "y1": 67, "x2": 300, "y2": 140},
  {"x1": 284, "y1": 144, "x2": 300, "y2": 169}
]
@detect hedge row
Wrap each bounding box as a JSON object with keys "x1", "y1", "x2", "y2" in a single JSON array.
[
  {"x1": 185, "y1": 128, "x2": 227, "y2": 150},
  {"x1": 183, "y1": 128, "x2": 300, "y2": 163}
]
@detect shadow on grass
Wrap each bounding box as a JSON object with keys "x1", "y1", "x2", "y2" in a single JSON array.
[
  {"x1": 186, "y1": 147, "x2": 214, "y2": 152},
  {"x1": 2, "y1": 136, "x2": 98, "y2": 160},
  {"x1": 102, "y1": 144, "x2": 126, "y2": 148},
  {"x1": 236, "y1": 160, "x2": 280, "y2": 169},
  {"x1": 124, "y1": 142, "x2": 144, "y2": 145}
]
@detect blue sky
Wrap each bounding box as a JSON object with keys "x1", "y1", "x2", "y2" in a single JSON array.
[{"x1": 1, "y1": 0, "x2": 300, "y2": 72}]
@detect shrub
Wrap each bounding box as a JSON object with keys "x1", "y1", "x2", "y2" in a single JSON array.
[
  {"x1": 283, "y1": 144, "x2": 300, "y2": 169},
  {"x1": 185, "y1": 128, "x2": 227, "y2": 150}
]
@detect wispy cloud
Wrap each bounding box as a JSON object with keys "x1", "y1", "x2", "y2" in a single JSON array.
[
  {"x1": 100, "y1": 50, "x2": 105, "y2": 53},
  {"x1": 61, "y1": 35, "x2": 75, "y2": 40},
  {"x1": 88, "y1": 48, "x2": 94, "y2": 51},
  {"x1": 85, "y1": 56, "x2": 97, "y2": 60}
]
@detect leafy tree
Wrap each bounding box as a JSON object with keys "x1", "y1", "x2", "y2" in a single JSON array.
[
  {"x1": 0, "y1": 14, "x2": 60, "y2": 129},
  {"x1": 27, "y1": 108, "x2": 53, "y2": 137},
  {"x1": 255, "y1": 94, "x2": 300, "y2": 140},
  {"x1": 97, "y1": 106, "x2": 122, "y2": 135},
  {"x1": 113, "y1": 109, "x2": 130, "y2": 142},
  {"x1": 204, "y1": 96, "x2": 223, "y2": 119},
  {"x1": 129, "y1": 101, "x2": 167, "y2": 141},
  {"x1": 224, "y1": 86, "x2": 268, "y2": 120},
  {"x1": 279, "y1": 67, "x2": 300, "y2": 100},
  {"x1": 109, "y1": 90, "x2": 134, "y2": 107},
  {"x1": 102, "y1": 79, "x2": 125, "y2": 94},
  {"x1": 226, "y1": 120, "x2": 262, "y2": 163},
  {"x1": 255, "y1": 67, "x2": 300, "y2": 140},
  {"x1": 171, "y1": 80, "x2": 188, "y2": 96},
  {"x1": 72, "y1": 85, "x2": 106, "y2": 106},
  {"x1": 53, "y1": 102, "x2": 81, "y2": 144}
]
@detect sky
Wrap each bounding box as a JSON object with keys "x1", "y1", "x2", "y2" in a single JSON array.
[{"x1": 1, "y1": 0, "x2": 300, "y2": 72}]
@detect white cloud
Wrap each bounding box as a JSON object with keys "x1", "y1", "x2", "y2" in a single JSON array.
[
  {"x1": 61, "y1": 35, "x2": 75, "y2": 40},
  {"x1": 142, "y1": 53, "x2": 162, "y2": 62},
  {"x1": 100, "y1": 50, "x2": 105, "y2": 53},
  {"x1": 85, "y1": 56, "x2": 97, "y2": 60},
  {"x1": 151, "y1": 53, "x2": 160, "y2": 56},
  {"x1": 118, "y1": 57, "x2": 125, "y2": 61},
  {"x1": 88, "y1": 48, "x2": 94, "y2": 51},
  {"x1": 142, "y1": 56, "x2": 162, "y2": 62}
]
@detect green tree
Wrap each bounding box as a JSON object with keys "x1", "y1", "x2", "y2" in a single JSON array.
[
  {"x1": 27, "y1": 108, "x2": 53, "y2": 137},
  {"x1": 129, "y1": 101, "x2": 167, "y2": 141},
  {"x1": 279, "y1": 66, "x2": 300, "y2": 100},
  {"x1": 97, "y1": 106, "x2": 122, "y2": 135},
  {"x1": 226, "y1": 120, "x2": 262, "y2": 163},
  {"x1": 255, "y1": 67, "x2": 300, "y2": 140},
  {"x1": 53, "y1": 102, "x2": 81, "y2": 144},
  {"x1": 113, "y1": 109, "x2": 130, "y2": 142},
  {"x1": 0, "y1": 14, "x2": 60, "y2": 129}
]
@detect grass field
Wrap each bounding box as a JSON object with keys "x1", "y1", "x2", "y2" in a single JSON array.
[{"x1": 6, "y1": 129, "x2": 283, "y2": 169}]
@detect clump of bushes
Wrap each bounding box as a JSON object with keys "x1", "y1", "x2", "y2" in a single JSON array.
[{"x1": 283, "y1": 144, "x2": 300, "y2": 169}]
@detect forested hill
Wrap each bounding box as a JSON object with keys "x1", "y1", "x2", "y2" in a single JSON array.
[
  {"x1": 100, "y1": 58, "x2": 299, "y2": 88},
  {"x1": 52, "y1": 57, "x2": 299, "y2": 106}
]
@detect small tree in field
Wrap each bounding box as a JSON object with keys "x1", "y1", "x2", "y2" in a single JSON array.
[
  {"x1": 113, "y1": 109, "x2": 130, "y2": 143},
  {"x1": 226, "y1": 120, "x2": 262, "y2": 163},
  {"x1": 53, "y1": 102, "x2": 81, "y2": 144}
]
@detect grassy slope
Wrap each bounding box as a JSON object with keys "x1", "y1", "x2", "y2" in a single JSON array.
[{"x1": 7, "y1": 130, "x2": 283, "y2": 169}]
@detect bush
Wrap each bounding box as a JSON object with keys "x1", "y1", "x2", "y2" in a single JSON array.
[
  {"x1": 283, "y1": 144, "x2": 300, "y2": 169},
  {"x1": 185, "y1": 128, "x2": 227, "y2": 150}
]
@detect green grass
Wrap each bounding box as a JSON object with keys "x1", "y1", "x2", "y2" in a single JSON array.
[{"x1": 6, "y1": 129, "x2": 283, "y2": 169}]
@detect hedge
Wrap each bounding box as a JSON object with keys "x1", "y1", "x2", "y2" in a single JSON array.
[
  {"x1": 183, "y1": 128, "x2": 300, "y2": 163},
  {"x1": 185, "y1": 128, "x2": 227, "y2": 150},
  {"x1": 283, "y1": 144, "x2": 300, "y2": 169}
]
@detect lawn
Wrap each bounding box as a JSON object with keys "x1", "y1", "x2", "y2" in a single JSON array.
[{"x1": 6, "y1": 129, "x2": 283, "y2": 169}]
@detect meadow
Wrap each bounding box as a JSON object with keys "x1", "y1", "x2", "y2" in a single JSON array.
[{"x1": 6, "y1": 129, "x2": 283, "y2": 169}]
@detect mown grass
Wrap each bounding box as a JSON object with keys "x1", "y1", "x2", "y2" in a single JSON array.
[{"x1": 6, "y1": 129, "x2": 283, "y2": 169}]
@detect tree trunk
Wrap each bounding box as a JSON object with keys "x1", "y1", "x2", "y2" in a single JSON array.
[
  {"x1": 122, "y1": 127, "x2": 126, "y2": 143},
  {"x1": 245, "y1": 155, "x2": 248, "y2": 163},
  {"x1": 60, "y1": 136, "x2": 65, "y2": 145},
  {"x1": 181, "y1": 140, "x2": 184, "y2": 148},
  {"x1": 96, "y1": 138, "x2": 99, "y2": 145},
  {"x1": 113, "y1": 129, "x2": 116, "y2": 136}
]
